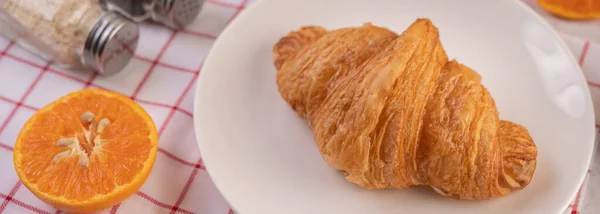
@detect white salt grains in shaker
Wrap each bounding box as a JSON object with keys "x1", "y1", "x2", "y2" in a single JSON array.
[
  {"x1": 0, "y1": 0, "x2": 139, "y2": 75},
  {"x1": 101, "y1": 0, "x2": 203, "y2": 29}
]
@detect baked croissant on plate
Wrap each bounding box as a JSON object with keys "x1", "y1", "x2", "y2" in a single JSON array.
[{"x1": 272, "y1": 18, "x2": 538, "y2": 200}]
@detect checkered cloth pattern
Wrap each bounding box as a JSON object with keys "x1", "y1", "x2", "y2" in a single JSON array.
[
  {"x1": 559, "y1": 36, "x2": 599, "y2": 214},
  {"x1": 0, "y1": 0, "x2": 597, "y2": 213},
  {"x1": 0, "y1": 0, "x2": 250, "y2": 213}
]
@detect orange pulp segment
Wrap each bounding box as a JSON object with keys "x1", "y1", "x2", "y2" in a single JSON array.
[
  {"x1": 537, "y1": 0, "x2": 600, "y2": 20},
  {"x1": 13, "y1": 89, "x2": 158, "y2": 213}
]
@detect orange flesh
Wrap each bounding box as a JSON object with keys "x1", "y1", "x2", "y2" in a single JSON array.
[
  {"x1": 14, "y1": 89, "x2": 157, "y2": 211},
  {"x1": 537, "y1": 0, "x2": 600, "y2": 19}
]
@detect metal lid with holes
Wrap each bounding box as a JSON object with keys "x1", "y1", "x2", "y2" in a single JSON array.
[
  {"x1": 152, "y1": 0, "x2": 203, "y2": 29},
  {"x1": 82, "y1": 12, "x2": 139, "y2": 75}
]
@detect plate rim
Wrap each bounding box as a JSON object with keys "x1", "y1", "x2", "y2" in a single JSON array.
[{"x1": 193, "y1": 0, "x2": 597, "y2": 213}]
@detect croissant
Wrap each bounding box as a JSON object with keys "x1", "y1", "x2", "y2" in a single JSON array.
[{"x1": 273, "y1": 19, "x2": 538, "y2": 200}]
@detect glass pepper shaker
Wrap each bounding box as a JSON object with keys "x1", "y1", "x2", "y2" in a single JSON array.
[
  {"x1": 0, "y1": 0, "x2": 139, "y2": 75},
  {"x1": 100, "y1": 0, "x2": 203, "y2": 29}
]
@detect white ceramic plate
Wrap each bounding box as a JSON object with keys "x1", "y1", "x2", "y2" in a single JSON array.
[{"x1": 193, "y1": 0, "x2": 596, "y2": 213}]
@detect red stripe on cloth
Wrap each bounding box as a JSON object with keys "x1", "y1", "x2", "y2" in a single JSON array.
[
  {"x1": 5, "y1": 48, "x2": 193, "y2": 80},
  {"x1": 47, "y1": 70, "x2": 111, "y2": 91},
  {"x1": 2, "y1": 53, "x2": 194, "y2": 117},
  {"x1": 588, "y1": 81, "x2": 600, "y2": 88},
  {"x1": 134, "y1": 98, "x2": 188, "y2": 114},
  {"x1": 3, "y1": 54, "x2": 46, "y2": 69},
  {"x1": 108, "y1": 203, "x2": 121, "y2": 214},
  {"x1": 158, "y1": 148, "x2": 203, "y2": 169},
  {"x1": 108, "y1": 31, "x2": 178, "y2": 214},
  {"x1": 0, "y1": 192, "x2": 50, "y2": 214},
  {"x1": 0, "y1": 103, "x2": 22, "y2": 135},
  {"x1": 0, "y1": 95, "x2": 38, "y2": 111},
  {"x1": 136, "y1": 98, "x2": 175, "y2": 108},
  {"x1": 0, "y1": 51, "x2": 51, "y2": 214},
  {"x1": 169, "y1": 158, "x2": 203, "y2": 214},
  {"x1": 226, "y1": 0, "x2": 249, "y2": 25},
  {"x1": 158, "y1": 73, "x2": 199, "y2": 136},
  {"x1": 569, "y1": 185, "x2": 584, "y2": 214},
  {"x1": 0, "y1": 42, "x2": 18, "y2": 138},
  {"x1": 0, "y1": 61, "x2": 51, "y2": 136},
  {"x1": 130, "y1": 31, "x2": 178, "y2": 98},
  {"x1": 3, "y1": 54, "x2": 93, "y2": 91},
  {"x1": 133, "y1": 56, "x2": 196, "y2": 73},
  {"x1": 578, "y1": 41, "x2": 600, "y2": 90},
  {"x1": 0, "y1": 95, "x2": 18, "y2": 104},
  {"x1": 570, "y1": 151, "x2": 594, "y2": 214},
  {"x1": 22, "y1": 63, "x2": 51, "y2": 97},
  {"x1": 0, "y1": 182, "x2": 22, "y2": 212},
  {"x1": 0, "y1": 41, "x2": 15, "y2": 57},
  {"x1": 20, "y1": 104, "x2": 38, "y2": 111},
  {"x1": 136, "y1": 98, "x2": 194, "y2": 118},
  {"x1": 177, "y1": 109, "x2": 193, "y2": 117},
  {"x1": 135, "y1": 192, "x2": 194, "y2": 214},
  {"x1": 0, "y1": 143, "x2": 13, "y2": 151},
  {"x1": 5, "y1": 53, "x2": 108, "y2": 90},
  {"x1": 181, "y1": 30, "x2": 217, "y2": 40},
  {"x1": 206, "y1": 0, "x2": 241, "y2": 9},
  {"x1": 157, "y1": 108, "x2": 182, "y2": 136},
  {"x1": 84, "y1": 73, "x2": 99, "y2": 88},
  {"x1": 579, "y1": 41, "x2": 590, "y2": 66}
]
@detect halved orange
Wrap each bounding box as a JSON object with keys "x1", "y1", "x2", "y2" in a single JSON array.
[
  {"x1": 537, "y1": 0, "x2": 600, "y2": 20},
  {"x1": 13, "y1": 89, "x2": 158, "y2": 213}
]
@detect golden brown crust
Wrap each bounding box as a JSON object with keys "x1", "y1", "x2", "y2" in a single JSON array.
[
  {"x1": 275, "y1": 23, "x2": 398, "y2": 120},
  {"x1": 273, "y1": 18, "x2": 538, "y2": 200},
  {"x1": 273, "y1": 26, "x2": 328, "y2": 70},
  {"x1": 499, "y1": 120, "x2": 537, "y2": 189},
  {"x1": 420, "y1": 60, "x2": 504, "y2": 199}
]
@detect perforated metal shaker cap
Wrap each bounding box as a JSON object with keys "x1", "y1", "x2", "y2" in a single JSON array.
[
  {"x1": 152, "y1": 0, "x2": 203, "y2": 29},
  {"x1": 83, "y1": 12, "x2": 139, "y2": 75}
]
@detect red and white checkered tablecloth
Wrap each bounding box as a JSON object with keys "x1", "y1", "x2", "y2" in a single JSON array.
[
  {"x1": 558, "y1": 37, "x2": 600, "y2": 214},
  {"x1": 0, "y1": 0, "x2": 250, "y2": 213},
  {"x1": 0, "y1": 0, "x2": 598, "y2": 213}
]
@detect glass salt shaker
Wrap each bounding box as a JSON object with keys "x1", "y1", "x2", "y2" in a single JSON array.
[
  {"x1": 100, "y1": 0, "x2": 203, "y2": 29},
  {"x1": 0, "y1": 0, "x2": 139, "y2": 75}
]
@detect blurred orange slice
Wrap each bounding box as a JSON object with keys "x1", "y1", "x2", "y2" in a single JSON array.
[
  {"x1": 13, "y1": 89, "x2": 158, "y2": 213},
  {"x1": 537, "y1": 0, "x2": 600, "y2": 20}
]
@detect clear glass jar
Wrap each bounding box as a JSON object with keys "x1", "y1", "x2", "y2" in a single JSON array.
[
  {"x1": 0, "y1": 0, "x2": 140, "y2": 75},
  {"x1": 100, "y1": 0, "x2": 203, "y2": 29}
]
